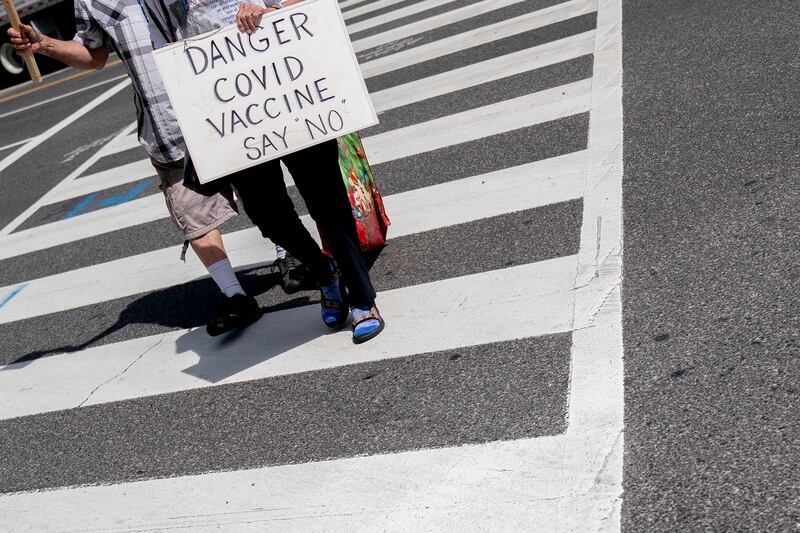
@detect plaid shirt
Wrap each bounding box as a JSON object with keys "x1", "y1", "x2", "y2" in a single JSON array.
[{"x1": 73, "y1": 0, "x2": 185, "y2": 163}]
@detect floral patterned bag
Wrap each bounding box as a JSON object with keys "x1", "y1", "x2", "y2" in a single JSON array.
[{"x1": 330, "y1": 132, "x2": 391, "y2": 253}]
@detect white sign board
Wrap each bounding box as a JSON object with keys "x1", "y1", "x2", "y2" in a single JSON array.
[{"x1": 153, "y1": 0, "x2": 378, "y2": 183}]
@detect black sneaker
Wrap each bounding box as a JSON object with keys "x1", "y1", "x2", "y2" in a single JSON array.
[
  {"x1": 206, "y1": 294, "x2": 263, "y2": 337},
  {"x1": 274, "y1": 254, "x2": 311, "y2": 294}
]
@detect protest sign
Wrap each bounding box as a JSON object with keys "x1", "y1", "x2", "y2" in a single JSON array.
[{"x1": 152, "y1": 0, "x2": 378, "y2": 183}]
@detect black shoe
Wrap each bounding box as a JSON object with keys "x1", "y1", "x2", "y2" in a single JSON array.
[
  {"x1": 274, "y1": 254, "x2": 312, "y2": 294},
  {"x1": 206, "y1": 294, "x2": 263, "y2": 337}
]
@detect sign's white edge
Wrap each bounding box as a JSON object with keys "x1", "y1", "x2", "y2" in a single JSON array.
[
  {"x1": 329, "y1": 0, "x2": 378, "y2": 125},
  {"x1": 152, "y1": 0, "x2": 379, "y2": 183}
]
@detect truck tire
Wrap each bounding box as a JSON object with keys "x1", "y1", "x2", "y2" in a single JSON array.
[
  {"x1": 0, "y1": 27, "x2": 29, "y2": 88},
  {"x1": 0, "y1": 40, "x2": 24, "y2": 75}
]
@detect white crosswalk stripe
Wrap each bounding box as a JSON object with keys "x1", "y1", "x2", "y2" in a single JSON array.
[
  {"x1": 99, "y1": 131, "x2": 140, "y2": 156},
  {"x1": 350, "y1": 0, "x2": 531, "y2": 53},
  {"x1": 364, "y1": 78, "x2": 591, "y2": 163},
  {"x1": 0, "y1": 0, "x2": 624, "y2": 530},
  {"x1": 358, "y1": 0, "x2": 596, "y2": 77},
  {"x1": 337, "y1": 0, "x2": 373, "y2": 10},
  {"x1": 369, "y1": 29, "x2": 595, "y2": 108},
  {"x1": 42, "y1": 159, "x2": 155, "y2": 204},
  {"x1": 341, "y1": 0, "x2": 410, "y2": 20},
  {"x1": 0, "y1": 256, "x2": 577, "y2": 419},
  {"x1": 346, "y1": 0, "x2": 458, "y2": 34}
]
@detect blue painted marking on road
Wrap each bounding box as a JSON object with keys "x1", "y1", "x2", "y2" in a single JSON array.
[
  {"x1": 98, "y1": 179, "x2": 154, "y2": 208},
  {"x1": 64, "y1": 193, "x2": 98, "y2": 219},
  {"x1": 0, "y1": 283, "x2": 29, "y2": 310},
  {"x1": 62, "y1": 179, "x2": 154, "y2": 220},
  {"x1": 98, "y1": 195, "x2": 122, "y2": 208}
]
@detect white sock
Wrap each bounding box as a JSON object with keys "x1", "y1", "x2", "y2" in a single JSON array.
[
  {"x1": 275, "y1": 244, "x2": 287, "y2": 260},
  {"x1": 207, "y1": 258, "x2": 246, "y2": 297}
]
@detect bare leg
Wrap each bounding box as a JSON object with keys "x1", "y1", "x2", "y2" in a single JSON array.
[
  {"x1": 189, "y1": 229, "x2": 246, "y2": 298},
  {"x1": 190, "y1": 229, "x2": 227, "y2": 267}
]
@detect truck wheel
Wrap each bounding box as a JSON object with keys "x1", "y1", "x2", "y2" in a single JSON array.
[
  {"x1": 0, "y1": 41, "x2": 27, "y2": 88},
  {"x1": 0, "y1": 43, "x2": 25, "y2": 76},
  {"x1": 0, "y1": 41, "x2": 24, "y2": 75}
]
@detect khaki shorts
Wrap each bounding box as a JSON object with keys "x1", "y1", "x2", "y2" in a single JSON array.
[{"x1": 151, "y1": 158, "x2": 239, "y2": 240}]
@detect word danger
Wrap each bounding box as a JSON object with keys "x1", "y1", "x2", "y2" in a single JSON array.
[{"x1": 183, "y1": 11, "x2": 346, "y2": 160}]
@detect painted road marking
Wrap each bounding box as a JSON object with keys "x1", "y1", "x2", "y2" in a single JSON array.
[
  {"x1": 0, "y1": 434, "x2": 598, "y2": 530},
  {"x1": 97, "y1": 179, "x2": 154, "y2": 208},
  {"x1": 0, "y1": 283, "x2": 27, "y2": 310},
  {"x1": 364, "y1": 78, "x2": 591, "y2": 164},
  {"x1": 337, "y1": 0, "x2": 370, "y2": 9},
  {"x1": 63, "y1": 193, "x2": 99, "y2": 220},
  {"x1": 0, "y1": 137, "x2": 34, "y2": 152},
  {"x1": 371, "y1": 31, "x2": 594, "y2": 110},
  {"x1": 0, "y1": 152, "x2": 587, "y2": 323},
  {"x1": 556, "y1": 0, "x2": 625, "y2": 526},
  {"x1": 0, "y1": 256, "x2": 577, "y2": 419},
  {"x1": 347, "y1": 0, "x2": 458, "y2": 35},
  {"x1": 0, "y1": 74, "x2": 129, "y2": 121},
  {"x1": 0, "y1": 60, "x2": 122, "y2": 105},
  {"x1": 0, "y1": 122, "x2": 137, "y2": 237},
  {"x1": 101, "y1": 0, "x2": 594, "y2": 162},
  {"x1": 342, "y1": 0, "x2": 410, "y2": 20},
  {"x1": 42, "y1": 159, "x2": 156, "y2": 205},
  {"x1": 0, "y1": 193, "x2": 168, "y2": 261},
  {"x1": 99, "y1": 131, "x2": 143, "y2": 158},
  {"x1": 0, "y1": 75, "x2": 591, "y2": 259},
  {"x1": 0, "y1": 79, "x2": 132, "y2": 207},
  {"x1": 352, "y1": 0, "x2": 531, "y2": 53},
  {"x1": 359, "y1": 0, "x2": 596, "y2": 78},
  {"x1": 61, "y1": 134, "x2": 118, "y2": 163},
  {"x1": 61, "y1": 174, "x2": 153, "y2": 219}
]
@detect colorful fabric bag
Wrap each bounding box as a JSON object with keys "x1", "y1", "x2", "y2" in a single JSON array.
[{"x1": 333, "y1": 132, "x2": 391, "y2": 253}]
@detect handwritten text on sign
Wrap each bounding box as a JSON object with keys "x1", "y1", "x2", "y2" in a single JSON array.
[{"x1": 153, "y1": 0, "x2": 377, "y2": 183}]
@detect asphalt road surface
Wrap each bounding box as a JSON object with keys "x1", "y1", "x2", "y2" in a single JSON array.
[{"x1": 0, "y1": 0, "x2": 795, "y2": 530}]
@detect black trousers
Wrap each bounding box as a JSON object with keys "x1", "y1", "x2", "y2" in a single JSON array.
[{"x1": 230, "y1": 140, "x2": 377, "y2": 308}]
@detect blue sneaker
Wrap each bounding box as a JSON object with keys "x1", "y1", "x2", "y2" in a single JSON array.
[
  {"x1": 352, "y1": 305, "x2": 385, "y2": 344},
  {"x1": 320, "y1": 269, "x2": 348, "y2": 328}
]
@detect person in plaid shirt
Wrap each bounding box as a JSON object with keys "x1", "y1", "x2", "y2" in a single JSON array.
[
  {"x1": 141, "y1": 0, "x2": 387, "y2": 343},
  {"x1": 6, "y1": 0, "x2": 315, "y2": 336}
]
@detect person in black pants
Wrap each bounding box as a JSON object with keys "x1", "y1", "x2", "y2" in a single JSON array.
[{"x1": 230, "y1": 140, "x2": 385, "y2": 344}]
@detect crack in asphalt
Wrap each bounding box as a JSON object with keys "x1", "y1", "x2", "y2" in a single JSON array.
[{"x1": 76, "y1": 336, "x2": 165, "y2": 408}]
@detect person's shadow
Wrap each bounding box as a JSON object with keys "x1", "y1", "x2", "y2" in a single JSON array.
[
  {"x1": 3, "y1": 248, "x2": 382, "y2": 381},
  {"x1": 173, "y1": 302, "x2": 335, "y2": 383},
  {"x1": 3, "y1": 264, "x2": 330, "y2": 380},
  {"x1": 175, "y1": 252, "x2": 383, "y2": 382}
]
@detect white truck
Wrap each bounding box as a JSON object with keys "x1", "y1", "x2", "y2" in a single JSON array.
[{"x1": 1, "y1": 0, "x2": 75, "y2": 87}]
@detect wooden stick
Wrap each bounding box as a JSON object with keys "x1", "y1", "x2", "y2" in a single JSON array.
[{"x1": 2, "y1": 0, "x2": 42, "y2": 83}]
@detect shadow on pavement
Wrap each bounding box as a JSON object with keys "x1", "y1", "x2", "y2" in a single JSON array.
[
  {"x1": 173, "y1": 302, "x2": 335, "y2": 383},
  {"x1": 169, "y1": 254, "x2": 385, "y2": 382},
  {"x1": 4, "y1": 265, "x2": 319, "y2": 367},
  {"x1": 3, "y1": 249, "x2": 380, "y2": 368}
]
